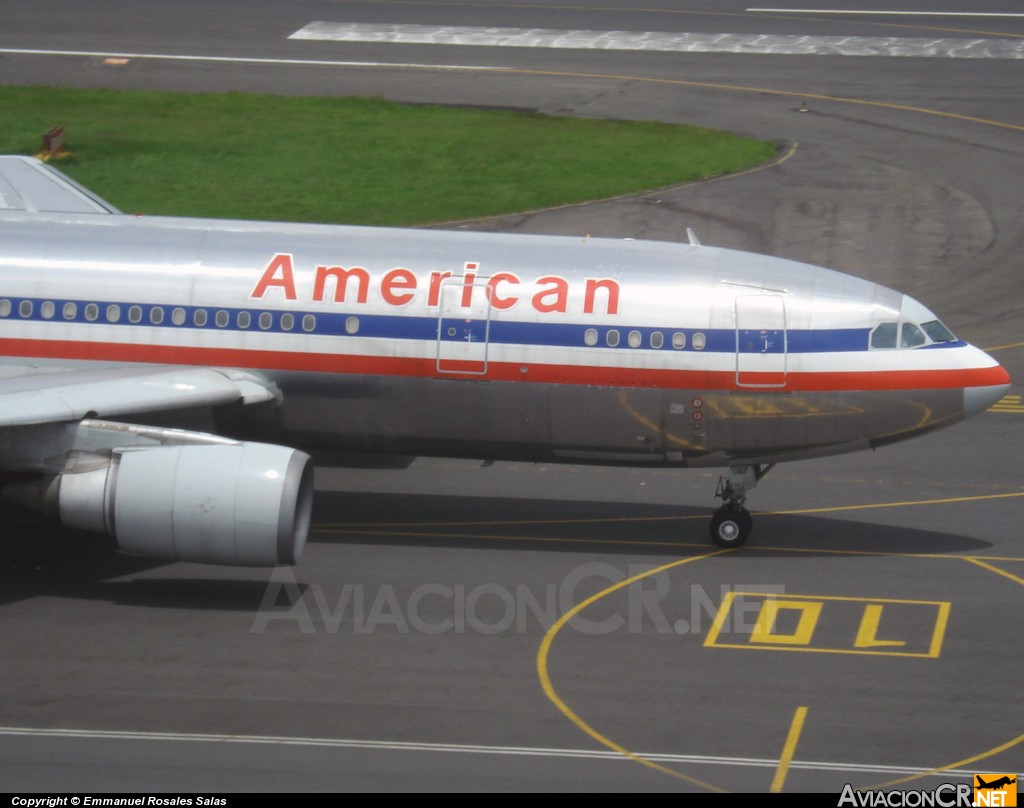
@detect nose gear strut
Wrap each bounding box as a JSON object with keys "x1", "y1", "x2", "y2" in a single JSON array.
[{"x1": 710, "y1": 463, "x2": 774, "y2": 548}]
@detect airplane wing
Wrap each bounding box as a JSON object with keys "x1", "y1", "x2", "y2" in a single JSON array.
[
  {"x1": 0, "y1": 159, "x2": 312, "y2": 568},
  {"x1": 0, "y1": 160, "x2": 268, "y2": 425},
  {"x1": 0, "y1": 365, "x2": 307, "y2": 568},
  {"x1": 0, "y1": 155, "x2": 121, "y2": 214},
  {"x1": 0, "y1": 366, "x2": 281, "y2": 428}
]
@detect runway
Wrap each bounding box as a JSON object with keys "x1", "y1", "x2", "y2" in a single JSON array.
[{"x1": 1, "y1": 0, "x2": 1022, "y2": 792}]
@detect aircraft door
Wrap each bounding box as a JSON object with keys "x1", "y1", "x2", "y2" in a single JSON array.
[
  {"x1": 735, "y1": 294, "x2": 787, "y2": 388},
  {"x1": 436, "y1": 278, "x2": 492, "y2": 375}
]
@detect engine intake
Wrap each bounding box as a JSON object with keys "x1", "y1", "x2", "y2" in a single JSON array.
[{"x1": 51, "y1": 442, "x2": 313, "y2": 566}]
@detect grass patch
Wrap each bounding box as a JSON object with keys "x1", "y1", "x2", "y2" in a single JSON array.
[{"x1": 0, "y1": 86, "x2": 776, "y2": 226}]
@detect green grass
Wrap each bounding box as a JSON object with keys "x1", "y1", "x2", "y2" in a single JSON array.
[{"x1": 0, "y1": 86, "x2": 777, "y2": 226}]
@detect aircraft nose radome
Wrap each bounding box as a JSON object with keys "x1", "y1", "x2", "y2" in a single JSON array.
[
  {"x1": 961, "y1": 345, "x2": 1011, "y2": 417},
  {"x1": 963, "y1": 381, "x2": 1011, "y2": 418}
]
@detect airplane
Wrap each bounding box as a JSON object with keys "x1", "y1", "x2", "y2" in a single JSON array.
[
  {"x1": 976, "y1": 776, "x2": 1016, "y2": 790},
  {"x1": 0, "y1": 155, "x2": 1011, "y2": 564}
]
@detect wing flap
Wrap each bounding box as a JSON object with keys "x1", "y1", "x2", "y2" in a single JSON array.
[{"x1": 0, "y1": 367, "x2": 279, "y2": 427}]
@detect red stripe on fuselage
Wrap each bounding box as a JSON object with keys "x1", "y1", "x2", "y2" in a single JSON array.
[{"x1": 0, "y1": 338, "x2": 1009, "y2": 391}]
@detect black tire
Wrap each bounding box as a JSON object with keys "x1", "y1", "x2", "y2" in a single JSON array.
[{"x1": 709, "y1": 506, "x2": 752, "y2": 549}]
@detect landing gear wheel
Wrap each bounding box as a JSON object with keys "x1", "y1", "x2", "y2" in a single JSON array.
[{"x1": 710, "y1": 506, "x2": 752, "y2": 549}]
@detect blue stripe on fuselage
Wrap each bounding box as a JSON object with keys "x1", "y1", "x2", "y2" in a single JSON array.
[{"x1": 1, "y1": 294, "x2": 966, "y2": 354}]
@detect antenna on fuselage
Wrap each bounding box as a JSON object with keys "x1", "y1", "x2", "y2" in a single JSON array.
[{"x1": 686, "y1": 227, "x2": 701, "y2": 246}]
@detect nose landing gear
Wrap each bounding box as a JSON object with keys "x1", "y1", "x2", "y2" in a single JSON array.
[{"x1": 710, "y1": 463, "x2": 774, "y2": 548}]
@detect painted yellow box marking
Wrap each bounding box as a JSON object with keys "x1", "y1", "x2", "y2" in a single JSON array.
[{"x1": 704, "y1": 592, "x2": 950, "y2": 658}]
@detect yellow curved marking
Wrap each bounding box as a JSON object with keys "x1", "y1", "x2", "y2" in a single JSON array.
[
  {"x1": 871, "y1": 733, "x2": 1024, "y2": 789},
  {"x1": 536, "y1": 550, "x2": 730, "y2": 791},
  {"x1": 869, "y1": 410, "x2": 963, "y2": 443},
  {"x1": 911, "y1": 404, "x2": 934, "y2": 431}
]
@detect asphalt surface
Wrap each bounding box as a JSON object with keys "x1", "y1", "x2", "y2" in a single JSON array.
[{"x1": 1, "y1": 0, "x2": 1022, "y2": 793}]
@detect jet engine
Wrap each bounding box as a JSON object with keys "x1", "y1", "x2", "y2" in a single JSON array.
[{"x1": 27, "y1": 442, "x2": 314, "y2": 566}]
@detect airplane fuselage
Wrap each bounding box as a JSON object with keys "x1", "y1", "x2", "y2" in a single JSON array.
[{"x1": 0, "y1": 211, "x2": 1009, "y2": 468}]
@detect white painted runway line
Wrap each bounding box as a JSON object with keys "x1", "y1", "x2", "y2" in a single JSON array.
[
  {"x1": 0, "y1": 47, "x2": 501, "y2": 72},
  {"x1": 0, "y1": 726, "x2": 981, "y2": 779}
]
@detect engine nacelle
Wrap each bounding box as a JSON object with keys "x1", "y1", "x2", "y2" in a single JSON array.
[{"x1": 52, "y1": 442, "x2": 313, "y2": 566}]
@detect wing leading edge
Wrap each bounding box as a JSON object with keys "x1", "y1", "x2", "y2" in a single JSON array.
[{"x1": 0, "y1": 366, "x2": 281, "y2": 428}]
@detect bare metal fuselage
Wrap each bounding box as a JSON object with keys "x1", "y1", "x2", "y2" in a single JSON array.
[{"x1": 0, "y1": 212, "x2": 1007, "y2": 469}]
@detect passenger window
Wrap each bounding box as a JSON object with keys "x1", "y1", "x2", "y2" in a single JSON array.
[
  {"x1": 302, "y1": 314, "x2": 316, "y2": 332},
  {"x1": 606, "y1": 329, "x2": 620, "y2": 347},
  {"x1": 871, "y1": 322, "x2": 898, "y2": 349},
  {"x1": 672, "y1": 332, "x2": 686, "y2": 350},
  {"x1": 19, "y1": 300, "x2": 33, "y2": 318},
  {"x1": 627, "y1": 330, "x2": 642, "y2": 348},
  {"x1": 215, "y1": 310, "x2": 229, "y2": 328},
  {"x1": 172, "y1": 308, "x2": 186, "y2": 325},
  {"x1": 85, "y1": 303, "x2": 99, "y2": 322},
  {"x1": 901, "y1": 323, "x2": 926, "y2": 348},
  {"x1": 40, "y1": 301, "x2": 55, "y2": 319},
  {"x1": 650, "y1": 331, "x2": 664, "y2": 349},
  {"x1": 193, "y1": 309, "x2": 208, "y2": 327},
  {"x1": 259, "y1": 312, "x2": 273, "y2": 330},
  {"x1": 106, "y1": 304, "x2": 121, "y2": 323},
  {"x1": 128, "y1": 305, "x2": 142, "y2": 324},
  {"x1": 692, "y1": 332, "x2": 706, "y2": 350},
  {"x1": 150, "y1": 307, "x2": 164, "y2": 325},
  {"x1": 0, "y1": 299, "x2": 10, "y2": 317},
  {"x1": 345, "y1": 316, "x2": 360, "y2": 335},
  {"x1": 237, "y1": 311, "x2": 251, "y2": 329},
  {"x1": 584, "y1": 328, "x2": 598, "y2": 346},
  {"x1": 280, "y1": 313, "x2": 294, "y2": 332},
  {"x1": 63, "y1": 302, "x2": 77, "y2": 320}
]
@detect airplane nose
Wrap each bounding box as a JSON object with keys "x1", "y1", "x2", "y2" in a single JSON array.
[
  {"x1": 961, "y1": 344, "x2": 1011, "y2": 418},
  {"x1": 964, "y1": 382, "x2": 1011, "y2": 417}
]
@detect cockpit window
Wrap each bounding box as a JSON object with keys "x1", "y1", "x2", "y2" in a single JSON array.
[
  {"x1": 871, "y1": 322, "x2": 898, "y2": 349},
  {"x1": 921, "y1": 319, "x2": 956, "y2": 343},
  {"x1": 872, "y1": 320, "x2": 948, "y2": 349},
  {"x1": 900, "y1": 323, "x2": 926, "y2": 348}
]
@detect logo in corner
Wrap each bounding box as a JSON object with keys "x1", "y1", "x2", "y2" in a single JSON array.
[{"x1": 974, "y1": 775, "x2": 1017, "y2": 807}]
